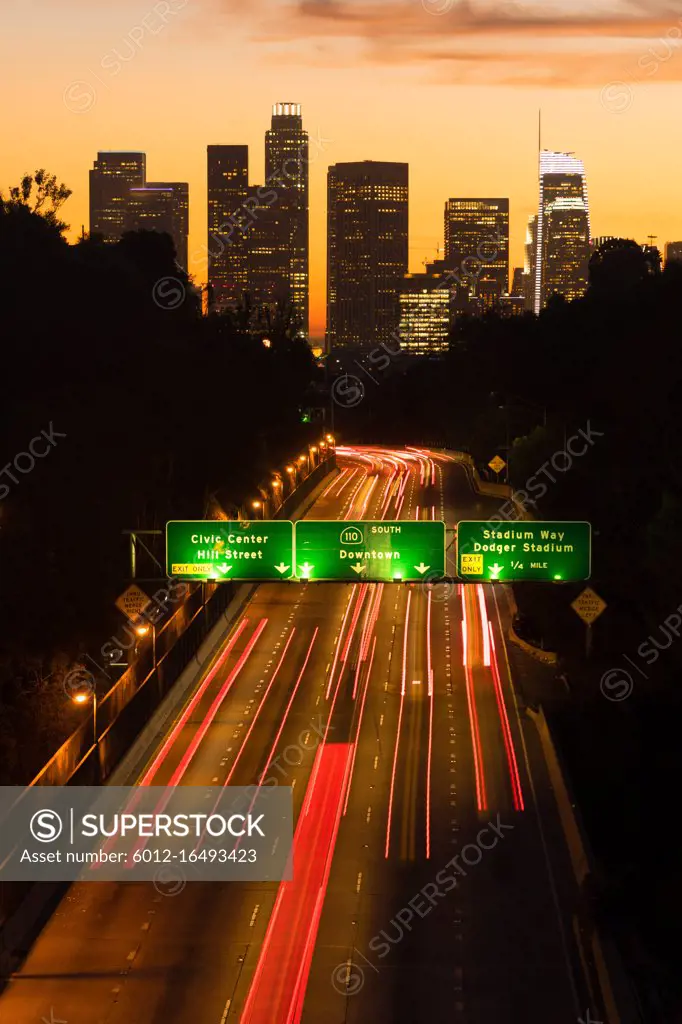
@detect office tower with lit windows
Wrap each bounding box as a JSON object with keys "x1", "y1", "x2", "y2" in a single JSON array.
[
  {"x1": 125, "y1": 182, "x2": 188, "y2": 268},
  {"x1": 665, "y1": 241, "x2": 682, "y2": 265},
  {"x1": 207, "y1": 145, "x2": 249, "y2": 311},
  {"x1": 247, "y1": 188, "x2": 290, "y2": 319},
  {"x1": 443, "y1": 198, "x2": 509, "y2": 305},
  {"x1": 535, "y1": 151, "x2": 590, "y2": 311},
  {"x1": 326, "y1": 160, "x2": 408, "y2": 349},
  {"x1": 148, "y1": 181, "x2": 189, "y2": 269},
  {"x1": 264, "y1": 102, "x2": 309, "y2": 337},
  {"x1": 542, "y1": 197, "x2": 590, "y2": 304},
  {"x1": 125, "y1": 187, "x2": 175, "y2": 250},
  {"x1": 399, "y1": 273, "x2": 451, "y2": 354},
  {"x1": 89, "y1": 152, "x2": 146, "y2": 243}
]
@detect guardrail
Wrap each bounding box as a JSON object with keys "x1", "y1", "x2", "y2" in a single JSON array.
[
  {"x1": 29, "y1": 455, "x2": 336, "y2": 790},
  {"x1": 0, "y1": 456, "x2": 338, "y2": 977}
]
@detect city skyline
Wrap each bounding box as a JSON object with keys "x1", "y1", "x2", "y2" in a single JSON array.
[{"x1": 6, "y1": 1, "x2": 682, "y2": 338}]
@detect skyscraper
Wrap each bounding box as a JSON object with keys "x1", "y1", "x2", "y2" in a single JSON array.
[
  {"x1": 326, "y1": 161, "x2": 408, "y2": 350},
  {"x1": 524, "y1": 214, "x2": 537, "y2": 310},
  {"x1": 665, "y1": 241, "x2": 682, "y2": 265},
  {"x1": 535, "y1": 151, "x2": 590, "y2": 312},
  {"x1": 443, "y1": 198, "x2": 509, "y2": 305},
  {"x1": 149, "y1": 181, "x2": 189, "y2": 269},
  {"x1": 207, "y1": 145, "x2": 249, "y2": 311},
  {"x1": 245, "y1": 187, "x2": 291, "y2": 321},
  {"x1": 542, "y1": 197, "x2": 590, "y2": 305},
  {"x1": 89, "y1": 152, "x2": 146, "y2": 243},
  {"x1": 264, "y1": 103, "x2": 309, "y2": 337},
  {"x1": 89, "y1": 154, "x2": 188, "y2": 266},
  {"x1": 125, "y1": 187, "x2": 175, "y2": 243},
  {"x1": 399, "y1": 272, "x2": 451, "y2": 354},
  {"x1": 511, "y1": 267, "x2": 525, "y2": 296},
  {"x1": 125, "y1": 183, "x2": 189, "y2": 268}
]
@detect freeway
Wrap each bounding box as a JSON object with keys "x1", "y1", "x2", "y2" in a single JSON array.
[{"x1": 0, "y1": 447, "x2": 591, "y2": 1023}]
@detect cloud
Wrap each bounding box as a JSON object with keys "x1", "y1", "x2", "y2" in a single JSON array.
[{"x1": 209, "y1": 0, "x2": 682, "y2": 86}]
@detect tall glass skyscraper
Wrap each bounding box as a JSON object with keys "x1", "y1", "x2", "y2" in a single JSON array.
[
  {"x1": 534, "y1": 150, "x2": 590, "y2": 312},
  {"x1": 264, "y1": 103, "x2": 309, "y2": 338},
  {"x1": 326, "y1": 160, "x2": 408, "y2": 349},
  {"x1": 542, "y1": 197, "x2": 590, "y2": 304}
]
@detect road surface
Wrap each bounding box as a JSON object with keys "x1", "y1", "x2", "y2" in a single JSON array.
[{"x1": 0, "y1": 447, "x2": 591, "y2": 1024}]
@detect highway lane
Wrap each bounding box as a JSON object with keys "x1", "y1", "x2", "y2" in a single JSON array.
[
  {"x1": 0, "y1": 463, "x2": 369, "y2": 1024},
  {"x1": 301, "y1": 448, "x2": 587, "y2": 1023},
  {"x1": 0, "y1": 447, "x2": 590, "y2": 1023}
]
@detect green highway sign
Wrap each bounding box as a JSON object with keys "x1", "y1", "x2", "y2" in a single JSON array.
[
  {"x1": 456, "y1": 520, "x2": 591, "y2": 582},
  {"x1": 166, "y1": 521, "x2": 294, "y2": 580},
  {"x1": 294, "y1": 520, "x2": 446, "y2": 582}
]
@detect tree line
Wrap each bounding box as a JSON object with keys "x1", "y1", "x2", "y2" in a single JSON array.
[
  {"x1": 331, "y1": 240, "x2": 682, "y2": 1019},
  {"x1": 0, "y1": 171, "x2": 318, "y2": 781}
]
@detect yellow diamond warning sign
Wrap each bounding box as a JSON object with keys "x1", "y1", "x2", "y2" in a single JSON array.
[
  {"x1": 571, "y1": 587, "x2": 606, "y2": 625},
  {"x1": 115, "y1": 584, "x2": 151, "y2": 621}
]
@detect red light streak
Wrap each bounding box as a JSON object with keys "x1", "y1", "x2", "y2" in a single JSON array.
[
  {"x1": 139, "y1": 616, "x2": 250, "y2": 786},
  {"x1": 325, "y1": 587, "x2": 357, "y2": 699},
  {"x1": 222, "y1": 628, "x2": 297, "y2": 787},
  {"x1": 333, "y1": 466, "x2": 357, "y2": 498},
  {"x1": 344, "y1": 634, "x2": 377, "y2": 815},
  {"x1": 341, "y1": 584, "x2": 368, "y2": 663},
  {"x1": 241, "y1": 743, "x2": 354, "y2": 1024},
  {"x1": 167, "y1": 618, "x2": 269, "y2": 787},
  {"x1": 488, "y1": 622, "x2": 525, "y2": 811},
  {"x1": 125, "y1": 617, "x2": 268, "y2": 868},
  {"x1": 462, "y1": 595, "x2": 487, "y2": 811},
  {"x1": 426, "y1": 590, "x2": 434, "y2": 859},
  {"x1": 257, "y1": 628, "x2": 319, "y2": 786},
  {"x1": 477, "y1": 583, "x2": 491, "y2": 667},
  {"x1": 320, "y1": 468, "x2": 346, "y2": 500},
  {"x1": 385, "y1": 589, "x2": 411, "y2": 857},
  {"x1": 385, "y1": 687, "x2": 405, "y2": 859},
  {"x1": 401, "y1": 589, "x2": 412, "y2": 696},
  {"x1": 464, "y1": 662, "x2": 487, "y2": 812}
]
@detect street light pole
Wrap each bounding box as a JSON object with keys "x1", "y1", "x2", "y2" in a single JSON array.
[{"x1": 93, "y1": 690, "x2": 98, "y2": 751}]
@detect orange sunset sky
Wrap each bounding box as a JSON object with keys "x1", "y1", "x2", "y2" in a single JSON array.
[{"x1": 3, "y1": 0, "x2": 682, "y2": 340}]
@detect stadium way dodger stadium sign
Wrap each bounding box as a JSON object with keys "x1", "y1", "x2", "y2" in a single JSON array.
[{"x1": 456, "y1": 521, "x2": 591, "y2": 582}]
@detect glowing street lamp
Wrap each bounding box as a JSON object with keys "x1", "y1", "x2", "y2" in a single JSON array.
[
  {"x1": 252, "y1": 499, "x2": 263, "y2": 519},
  {"x1": 70, "y1": 684, "x2": 98, "y2": 773}
]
